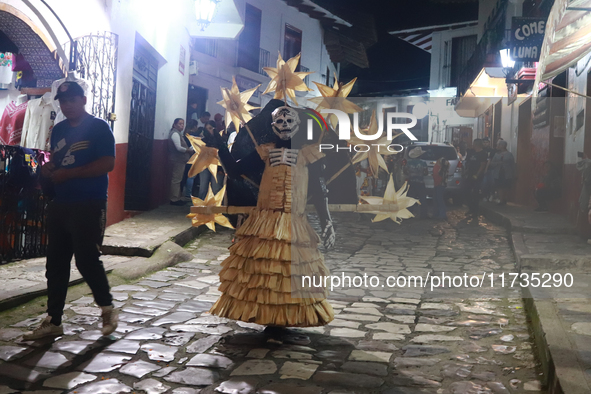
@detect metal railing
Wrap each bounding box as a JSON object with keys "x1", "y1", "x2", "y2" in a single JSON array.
[
  {"x1": 301, "y1": 65, "x2": 310, "y2": 85},
  {"x1": 194, "y1": 38, "x2": 217, "y2": 58},
  {"x1": 0, "y1": 146, "x2": 49, "y2": 264},
  {"x1": 259, "y1": 48, "x2": 270, "y2": 75},
  {"x1": 457, "y1": 1, "x2": 510, "y2": 96}
]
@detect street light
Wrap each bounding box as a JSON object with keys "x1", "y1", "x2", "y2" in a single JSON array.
[
  {"x1": 499, "y1": 48, "x2": 515, "y2": 69},
  {"x1": 195, "y1": 0, "x2": 221, "y2": 30}
]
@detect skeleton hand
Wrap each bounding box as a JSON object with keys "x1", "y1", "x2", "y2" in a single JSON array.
[
  {"x1": 322, "y1": 221, "x2": 335, "y2": 250},
  {"x1": 202, "y1": 130, "x2": 225, "y2": 149}
]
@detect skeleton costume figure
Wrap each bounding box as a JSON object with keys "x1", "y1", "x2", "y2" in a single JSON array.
[{"x1": 203, "y1": 106, "x2": 335, "y2": 327}]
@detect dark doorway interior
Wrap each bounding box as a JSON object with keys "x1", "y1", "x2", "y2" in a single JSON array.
[
  {"x1": 236, "y1": 3, "x2": 262, "y2": 73},
  {"x1": 124, "y1": 43, "x2": 158, "y2": 211},
  {"x1": 187, "y1": 85, "x2": 208, "y2": 121}
]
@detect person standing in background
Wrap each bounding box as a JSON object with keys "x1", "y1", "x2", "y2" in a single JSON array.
[
  {"x1": 168, "y1": 118, "x2": 193, "y2": 206},
  {"x1": 198, "y1": 120, "x2": 223, "y2": 199},
  {"x1": 489, "y1": 141, "x2": 515, "y2": 205},
  {"x1": 183, "y1": 120, "x2": 200, "y2": 199},
  {"x1": 432, "y1": 156, "x2": 450, "y2": 220},
  {"x1": 490, "y1": 140, "x2": 515, "y2": 205},
  {"x1": 188, "y1": 102, "x2": 199, "y2": 121},
  {"x1": 405, "y1": 147, "x2": 428, "y2": 219},
  {"x1": 197, "y1": 111, "x2": 211, "y2": 129},
  {"x1": 463, "y1": 139, "x2": 488, "y2": 219}
]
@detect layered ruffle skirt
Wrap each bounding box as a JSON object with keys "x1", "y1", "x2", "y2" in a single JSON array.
[{"x1": 209, "y1": 208, "x2": 334, "y2": 327}]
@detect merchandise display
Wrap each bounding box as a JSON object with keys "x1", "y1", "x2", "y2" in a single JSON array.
[{"x1": 21, "y1": 92, "x2": 56, "y2": 151}]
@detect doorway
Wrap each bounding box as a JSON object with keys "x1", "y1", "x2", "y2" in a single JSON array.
[
  {"x1": 124, "y1": 43, "x2": 158, "y2": 211},
  {"x1": 187, "y1": 85, "x2": 208, "y2": 122},
  {"x1": 515, "y1": 98, "x2": 533, "y2": 206}
]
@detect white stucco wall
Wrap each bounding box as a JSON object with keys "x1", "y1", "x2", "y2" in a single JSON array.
[{"x1": 2, "y1": 0, "x2": 192, "y2": 143}]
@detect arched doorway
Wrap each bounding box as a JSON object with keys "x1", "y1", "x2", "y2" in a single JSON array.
[{"x1": 0, "y1": 7, "x2": 65, "y2": 87}]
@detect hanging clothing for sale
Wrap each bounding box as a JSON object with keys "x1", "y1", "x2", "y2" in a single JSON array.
[
  {"x1": 0, "y1": 100, "x2": 28, "y2": 146},
  {"x1": 0, "y1": 52, "x2": 14, "y2": 87},
  {"x1": 51, "y1": 77, "x2": 90, "y2": 124},
  {"x1": 21, "y1": 92, "x2": 56, "y2": 151}
]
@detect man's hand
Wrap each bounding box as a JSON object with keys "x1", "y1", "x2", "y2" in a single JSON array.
[
  {"x1": 50, "y1": 168, "x2": 70, "y2": 184},
  {"x1": 41, "y1": 162, "x2": 56, "y2": 178},
  {"x1": 588, "y1": 209, "x2": 591, "y2": 225},
  {"x1": 322, "y1": 221, "x2": 336, "y2": 250}
]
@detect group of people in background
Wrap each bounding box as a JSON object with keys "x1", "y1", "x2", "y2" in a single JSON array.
[{"x1": 168, "y1": 110, "x2": 229, "y2": 206}]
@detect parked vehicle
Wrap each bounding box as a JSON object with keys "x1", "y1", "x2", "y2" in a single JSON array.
[{"x1": 401, "y1": 142, "x2": 463, "y2": 204}]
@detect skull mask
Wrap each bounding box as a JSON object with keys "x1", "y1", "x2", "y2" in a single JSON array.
[{"x1": 271, "y1": 106, "x2": 300, "y2": 140}]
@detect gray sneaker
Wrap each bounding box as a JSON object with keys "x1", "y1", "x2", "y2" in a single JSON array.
[
  {"x1": 101, "y1": 305, "x2": 118, "y2": 335},
  {"x1": 23, "y1": 316, "x2": 63, "y2": 340}
]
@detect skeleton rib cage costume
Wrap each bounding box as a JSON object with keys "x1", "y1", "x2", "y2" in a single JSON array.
[{"x1": 206, "y1": 106, "x2": 335, "y2": 327}]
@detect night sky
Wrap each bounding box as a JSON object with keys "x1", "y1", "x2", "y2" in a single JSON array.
[{"x1": 315, "y1": 0, "x2": 479, "y2": 95}]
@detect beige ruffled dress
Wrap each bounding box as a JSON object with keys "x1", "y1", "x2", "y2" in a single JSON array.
[{"x1": 209, "y1": 144, "x2": 334, "y2": 327}]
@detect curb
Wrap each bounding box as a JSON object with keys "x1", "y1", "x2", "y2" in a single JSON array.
[
  {"x1": 110, "y1": 241, "x2": 193, "y2": 281},
  {"x1": 102, "y1": 225, "x2": 206, "y2": 257},
  {"x1": 480, "y1": 205, "x2": 588, "y2": 394},
  {"x1": 0, "y1": 225, "x2": 206, "y2": 312}
]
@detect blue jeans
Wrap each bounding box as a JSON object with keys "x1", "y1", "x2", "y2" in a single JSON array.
[
  {"x1": 433, "y1": 185, "x2": 447, "y2": 219},
  {"x1": 198, "y1": 170, "x2": 222, "y2": 199},
  {"x1": 481, "y1": 171, "x2": 494, "y2": 198},
  {"x1": 185, "y1": 176, "x2": 195, "y2": 198}
]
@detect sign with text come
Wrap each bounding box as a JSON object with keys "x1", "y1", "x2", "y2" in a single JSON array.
[{"x1": 510, "y1": 17, "x2": 546, "y2": 62}]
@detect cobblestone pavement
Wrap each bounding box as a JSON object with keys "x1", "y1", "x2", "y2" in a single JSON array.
[{"x1": 0, "y1": 210, "x2": 545, "y2": 393}]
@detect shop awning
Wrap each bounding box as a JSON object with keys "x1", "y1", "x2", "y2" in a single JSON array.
[
  {"x1": 535, "y1": 0, "x2": 591, "y2": 85},
  {"x1": 454, "y1": 68, "x2": 507, "y2": 117}
]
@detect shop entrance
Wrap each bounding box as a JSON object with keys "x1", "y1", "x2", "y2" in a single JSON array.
[
  {"x1": 124, "y1": 43, "x2": 158, "y2": 211},
  {"x1": 515, "y1": 98, "x2": 533, "y2": 206}
]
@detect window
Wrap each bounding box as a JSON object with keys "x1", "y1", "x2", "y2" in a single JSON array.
[
  {"x1": 237, "y1": 3, "x2": 262, "y2": 72},
  {"x1": 450, "y1": 35, "x2": 477, "y2": 88},
  {"x1": 193, "y1": 38, "x2": 217, "y2": 58},
  {"x1": 284, "y1": 24, "x2": 302, "y2": 71}
]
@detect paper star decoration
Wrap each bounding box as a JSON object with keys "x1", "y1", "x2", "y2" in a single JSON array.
[
  {"x1": 311, "y1": 74, "x2": 362, "y2": 129},
  {"x1": 361, "y1": 175, "x2": 419, "y2": 224},
  {"x1": 217, "y1": 76, "x2": 260, "y2": 134},
  {"x1": 186, "y1": 134, "x2": 220, "y2": 179},
  {"x1": 350, "y1": 110, "x2": 401, "y2": 176},
  {"x1": 262, "y1": 52, "x2": 312, "y2": 105},
  {"x1": 187, "y1": 184, "x2": 233, "y2": 231}
]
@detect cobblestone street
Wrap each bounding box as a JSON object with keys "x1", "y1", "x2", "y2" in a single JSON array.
[{"x1": 0, "y1": 210, "x2": 545, "y2": 393}]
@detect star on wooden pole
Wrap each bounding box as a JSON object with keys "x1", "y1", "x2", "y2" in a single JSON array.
[
  {"x1": 187, "y1": 184, "x2": 233, "y2": 231},
  {"x1": 186, "y1": 134, "x2": 220, "y2": 180},
  {"x1": 350, "y1": 110, "x2": 401, "y2": 176},
  {"x1": 311, "y1": 74, "x2": 362, "y2": 130},
  {"x1": 217, "y1": 76, "x2": 260, "y2": 136},
  {"x1": 262, "y1": 52, "x2": 312, "y2": 105},
  {"x1": 361, "y1": 175, "x2": 419, "y2": 224}
]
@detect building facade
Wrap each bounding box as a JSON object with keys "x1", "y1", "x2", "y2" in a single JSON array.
[
  {"x1": 188, "y1": 0, "x2": 344, "y2": 119},
  {"x1": 0, "y1": 0, "x2": 359, "y2": 227}
]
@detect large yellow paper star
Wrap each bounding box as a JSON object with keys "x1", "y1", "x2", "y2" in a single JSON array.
[
  {"x1": 311, "y1": 75, "x2": 362, "y2": 129},
  {"x1": 187, "y1": 184, "x2": 233, "y2": 231},
  {"x1": 350, "y1": 111, "x2": 401, "y2": 176},
  {"x1": 186, "y1": 134, "x2": 220, "y2": 179},
  {"x1": 217, "y1": 76, "x2": 260, "y2": 134},
  {"x1": 262, "y1": 52, "x2": 312, "y2": 105},
  {"x1": 361, "y1": 175, "x2": 419, "y2": 224}
]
